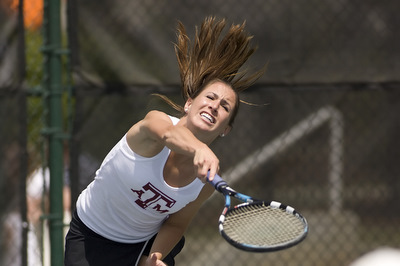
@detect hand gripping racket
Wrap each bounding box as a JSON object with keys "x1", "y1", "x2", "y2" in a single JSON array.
[{"x1": 208, "y1": 173, "x2": 308, "y2": 252}]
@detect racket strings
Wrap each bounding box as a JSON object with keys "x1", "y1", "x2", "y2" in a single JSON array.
[{"x1": 222, "y1": 204, "x2": 306, "y2": 248}]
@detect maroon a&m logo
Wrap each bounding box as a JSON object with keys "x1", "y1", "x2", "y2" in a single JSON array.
[{"x1": 131, "y1": 183, "x2": 176, "y2": 214}]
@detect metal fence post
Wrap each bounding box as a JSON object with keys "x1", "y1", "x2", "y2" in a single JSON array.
[{"x1": 42, "y1": 0, "x2": 64, "y2": 264}]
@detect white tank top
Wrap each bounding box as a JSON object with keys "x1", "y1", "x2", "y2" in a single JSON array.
[{"x1": 76, "y1": 116, "x2": 204, "y2": 243}]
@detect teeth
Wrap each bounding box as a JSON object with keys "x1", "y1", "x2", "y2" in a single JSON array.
[{"x1": 201, "y1": 113, "x2": 214, "y2": 123}]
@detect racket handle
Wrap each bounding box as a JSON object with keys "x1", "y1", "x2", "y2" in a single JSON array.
[{"x1": 207, "y1": 172, "x2": 228, "y2": 191}]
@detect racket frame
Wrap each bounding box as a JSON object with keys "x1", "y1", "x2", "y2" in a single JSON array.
[{"x1": 209, "y1": 174, "x2": 308, "y2": 252}]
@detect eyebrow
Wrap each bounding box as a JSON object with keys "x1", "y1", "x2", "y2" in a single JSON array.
[{"x1": 210, "y1": 92, "x2": 232, "y2": 109}]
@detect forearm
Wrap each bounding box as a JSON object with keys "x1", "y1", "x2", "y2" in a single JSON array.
[
  {"x1": 129, "y1": 111, "x2": 208, "y2": 158},
  {"x1": 129, "y1": 110, "x2": 219, "y2": 180},
  {"x1": 162, "y1": 125, "x2": 207, "y2": 157}
]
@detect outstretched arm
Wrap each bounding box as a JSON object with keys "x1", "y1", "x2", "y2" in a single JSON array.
[{"x1": 126, "y1": 110, "x2": 219, "y2": 181}]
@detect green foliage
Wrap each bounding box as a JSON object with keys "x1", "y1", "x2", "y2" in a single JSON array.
[
  {"x1": 26, "y1": 29, "x2": 44, "y2": 171},
  {"x1": 25, "y1": 30, "x2": 44, "y2": 87},
  {"x1": 25, "y1": 28, "x2": 74, "y2": 171}
]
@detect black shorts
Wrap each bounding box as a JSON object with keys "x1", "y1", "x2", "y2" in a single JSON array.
[{"x1": 64, "y1": 210, "x2": 185, "y2": 266}]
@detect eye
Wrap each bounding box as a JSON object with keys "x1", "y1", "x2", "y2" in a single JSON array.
[
  {"x1": 206, "y1": 95, "x2": 214, "y2": 100},
  {"x1": 222, "y1": 105, "x2": 229, "y2": 112}
]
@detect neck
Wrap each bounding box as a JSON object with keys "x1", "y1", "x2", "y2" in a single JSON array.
[{"x1": 163, "y1": 151, "x2": 196, "y2": 186}]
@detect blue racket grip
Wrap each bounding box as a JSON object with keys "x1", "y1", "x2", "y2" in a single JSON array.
[{"x1": 207, "y1": 172, "x2": 228, "y2": 191}]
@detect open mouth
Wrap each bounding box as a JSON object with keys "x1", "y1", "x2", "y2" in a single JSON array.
[{"x1": 200, "y1": 112, "x2": 215, "y2": 124}]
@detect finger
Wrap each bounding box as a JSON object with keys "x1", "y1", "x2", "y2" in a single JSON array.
[
  {"x1": 145, "y1": 253, "x2": 157, "y2": 266},
  {"x1": 151, "y1": 253, "x2": 158, "y2": 261},
  {"x1": 198, "y1": 170, "x2": 208, "y2": 183},
  {"x1": 195, "y1": 163, "x2": 208, "y2": 180},
  {"x1": 207, "y1": 164, "x2": 219, "y2": 182},
  {"x1": 148, "y1": 254, "x2": 157, "y2": 265},
  {"x1": 151, "y1": 254, "x2": 167, "y2": 266}
]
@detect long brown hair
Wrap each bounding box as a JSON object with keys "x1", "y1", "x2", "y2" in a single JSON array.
[{"x1": 155, "y1": 16, "x2": 265, "y2": 124}]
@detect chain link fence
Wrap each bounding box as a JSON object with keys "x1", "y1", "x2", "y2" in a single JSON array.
[
  {"x1": 0, "y1": 0, "x2": 399, "y2": 265},
  {"x1": 1, "y1": 1, "x2": 27, "y2": 265},
  {"x1": 1, "y1": 0, "x2": 52, "y2": 265},
  {"x1": 68, "y1": 2, "x2": 400, "y2": 264},
  {"x1": 67, "y1": 0, "x2": 400, "y2": 86},
  {"x1": 73, "y1": 84, "x2": 400, "y2": 266}
]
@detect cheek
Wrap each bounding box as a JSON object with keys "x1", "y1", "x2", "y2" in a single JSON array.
[
  {"x1": 220, "y1": 113, "x2": 232, "y2": 127},
  {"x1": 192, "y1": 98, "x2": 207, "y2": 108}
]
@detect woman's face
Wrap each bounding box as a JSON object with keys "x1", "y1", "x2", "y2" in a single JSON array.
[{"x1": 184, "y1": 80, "x2": 237, "y2": 143}]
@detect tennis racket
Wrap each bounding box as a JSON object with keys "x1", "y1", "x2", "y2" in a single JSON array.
[{"x1": 208, "y1": 173, "x2": 308, "y2": 252}]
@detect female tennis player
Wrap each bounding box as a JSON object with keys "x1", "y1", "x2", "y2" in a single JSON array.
[{"x1": 64, "y1": 16, "x2": 264, "y2": 266}]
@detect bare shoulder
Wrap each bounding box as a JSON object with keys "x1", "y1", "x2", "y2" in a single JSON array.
[
  {"x1": 143, "y1": 110, "x2": 172, "y2": 122},
  {"x1": 126, "y1": 110, "x2": 173, "y2": 157}
]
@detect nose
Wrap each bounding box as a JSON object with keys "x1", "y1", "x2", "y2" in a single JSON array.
[{"x1": 209, "y1": 101, "x2": 220, "y2": 113}]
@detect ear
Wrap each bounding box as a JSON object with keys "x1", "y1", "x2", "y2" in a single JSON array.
[
  {"x1": 184, "y1": 98, "x2": 193, "y2": 113},
  {"x1": 221, "y1": 125, "x2": 232, "y2": 137}
]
